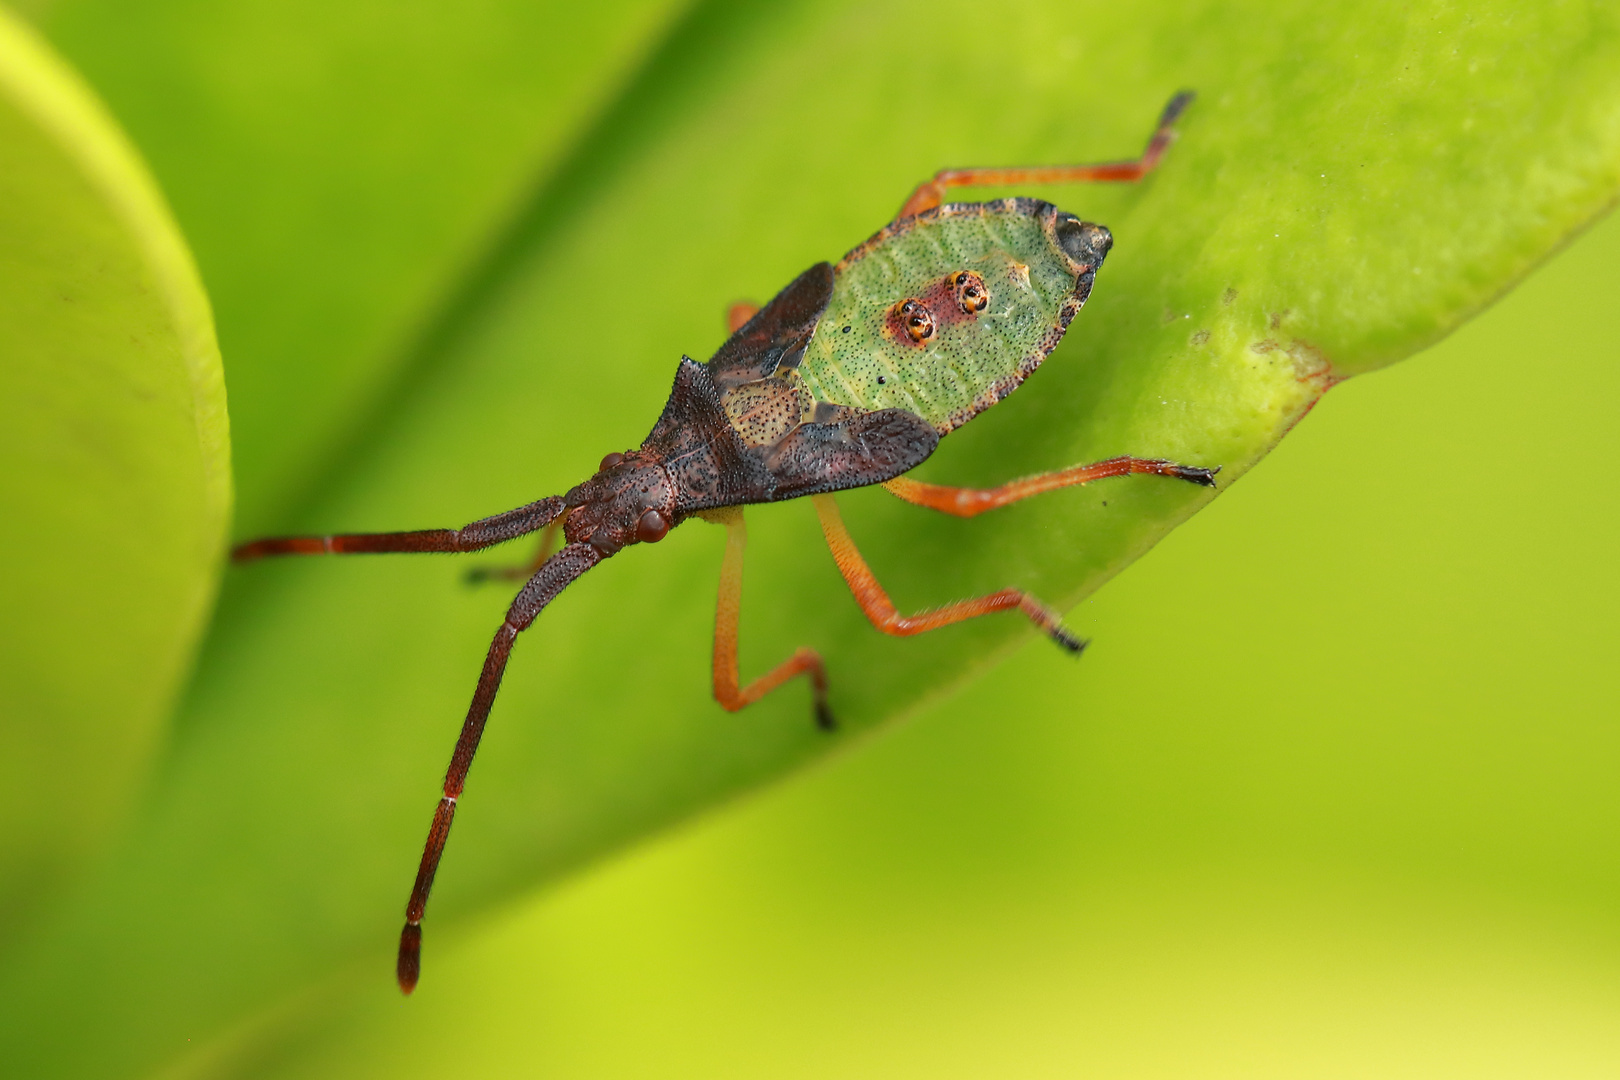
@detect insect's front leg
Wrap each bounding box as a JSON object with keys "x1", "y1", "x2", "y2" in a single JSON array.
[
  {"x1": 705, "y1": 507, "x2": 834, "y2": 730},
  {"x1": 882, "y1": 456, "x2": 1218, "y2": 518},
  {"x1": 812, "y1": 494, "x2": 1085, "y2": 654}
]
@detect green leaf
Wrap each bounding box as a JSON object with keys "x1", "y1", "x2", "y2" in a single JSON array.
[
  {"x1": 6, "y1": 0, "x2": 1620, "y2": 1076},
  {"x1": 0, "y1": 10, "x2": 227, "y2": 945},
  {"x1": 30, "y1": 0, "x2": 693, "y2": 535}
]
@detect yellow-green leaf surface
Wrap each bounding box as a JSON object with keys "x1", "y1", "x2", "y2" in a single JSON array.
[
  {"x1": 0, "y1": 11, "x2": 227, "y2": 948},
  {"x1": 5, "y1": 1, "x2": 1620, "y2": 1077}
]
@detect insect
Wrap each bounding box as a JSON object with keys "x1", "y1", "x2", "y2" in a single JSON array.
[{"x1": 233, "y1": 91, "x2": 1217, "y2": 993}]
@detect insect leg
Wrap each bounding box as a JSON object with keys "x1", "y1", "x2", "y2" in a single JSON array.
[
  {"x1": 464, "y1": 518, "x2": 565, "y2": 585},
  {"x1": 707, "y1": 508, "x2": 833, "y2": 730},
  {"x1": 896, "y1": 91, "x2": 1194, "y2": 218},
  {"x1": 726, "y1": 301, "x2": 760, "y2": 334},
  {"x1": 232, "y1": 496, "x2": 566, "y2": 561},
  {"x1": 397, "y1": 542, "x2": 604, "y2": 994},
  {"x1": 812, "y1": 494, "x2": 1084, "y2": 653},
  {"x1": 882, "y1": 457, "x2": 1218, "y2": 518}
]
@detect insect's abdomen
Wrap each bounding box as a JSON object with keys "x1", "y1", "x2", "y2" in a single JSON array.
[{"x1": 796, "y1": 198, "x2": 1108, "y2": 435}]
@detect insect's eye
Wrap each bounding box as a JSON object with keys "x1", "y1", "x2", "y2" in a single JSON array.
[
  {"x1": 895, "y1": 298, "x2": 936, "y2": 343},
  {"x1": 950, "y1": 270, "x2": 989, "y2": 314},
  {"x1": 599, "y1": 452, "x2": 626, "y2": 472},
  {"x1": 635, "y1": 509, "x2": 670, "y2": 544}
]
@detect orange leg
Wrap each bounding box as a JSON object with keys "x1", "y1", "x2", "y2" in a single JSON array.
[
  {"x1": 883, "y1": 456, "x2": 1218, "y2": 518},
  {"x1": 811, "y1": 494, "x2": 1084, "y2": 653},
  {"x1": 726, "y1": 301, "x2": 760, "y2": 334},
  {"x1": 707, "y1": 507, "x2": 834, "y2": 730},
  {"x1": 897, "y1": 91, "x2": 1193, "y2": 219},
  {"x1": 465, "y1": 519, "x2": 564, "y2": 584}
]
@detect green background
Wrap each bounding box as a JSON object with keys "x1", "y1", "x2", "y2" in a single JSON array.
[{"x1": 1, "y1": 0, "x2": 1617, "y2": 1075}]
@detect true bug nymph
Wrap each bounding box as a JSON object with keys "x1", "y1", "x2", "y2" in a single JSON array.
[{"x1": 234, "y1": 91, "x2": 1216, "y2": 993}]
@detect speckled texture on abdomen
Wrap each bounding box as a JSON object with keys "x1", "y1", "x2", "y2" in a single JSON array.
[{"x1": 796, "y1": 198, "x2": 1091, "y2": 434}]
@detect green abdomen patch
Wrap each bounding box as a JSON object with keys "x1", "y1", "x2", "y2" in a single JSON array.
[{"x1": 795, "y1": 198, "x2": 1107, "y2": 434}]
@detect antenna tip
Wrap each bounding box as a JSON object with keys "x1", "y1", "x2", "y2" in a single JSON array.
[{"x1": 397, "y1": 923, "x2": 422, "y2": 995}]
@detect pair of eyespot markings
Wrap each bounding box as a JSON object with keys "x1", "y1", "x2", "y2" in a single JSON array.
[{"x1": 893, "y1": 269, "x2": 991, "y2": 344}]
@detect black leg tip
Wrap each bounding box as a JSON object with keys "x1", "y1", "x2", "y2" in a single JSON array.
[
  {"x1": 1176, "y1": 464, "x2": 1221, "y2": 488},
  {"x1": 814, "y1": 702, "x2": 837, "y2": 732},
  {"x1": 1162, "y1": 90, "x2": 1196, "y2": 126},
  {"x1": 1050, "y1": 627, "x2": 1089, "y2": 655}
]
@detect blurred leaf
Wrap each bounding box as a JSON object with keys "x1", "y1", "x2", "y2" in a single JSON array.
[
  {"x1": 30, "y1": 0, "x2": 692, "y2": 535},
  {"x1": 0, "y1": 10, "x2": 227, "y2": 944},
  {"x1": 5, "y1": 0, "x2": 1620, "y2": 1077}
]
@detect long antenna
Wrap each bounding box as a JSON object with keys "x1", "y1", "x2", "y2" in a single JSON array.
[{"x1": 396, "y1": 541, "x2": 605, "y2": 993}]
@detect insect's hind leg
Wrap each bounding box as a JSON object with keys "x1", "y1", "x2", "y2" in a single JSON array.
[
  {"x1": 706, "y1": 507, "x2": 834, "y2": 730},
  {"x1": 812, "y1": 494, "x2": 1085, "y2": 654},
  {"x1": 896, "y1": 90, "x2": 1194, "y2": 218},
  {"x1": 883, "y1": 456, "x2": 1218, "y2": 518}
]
